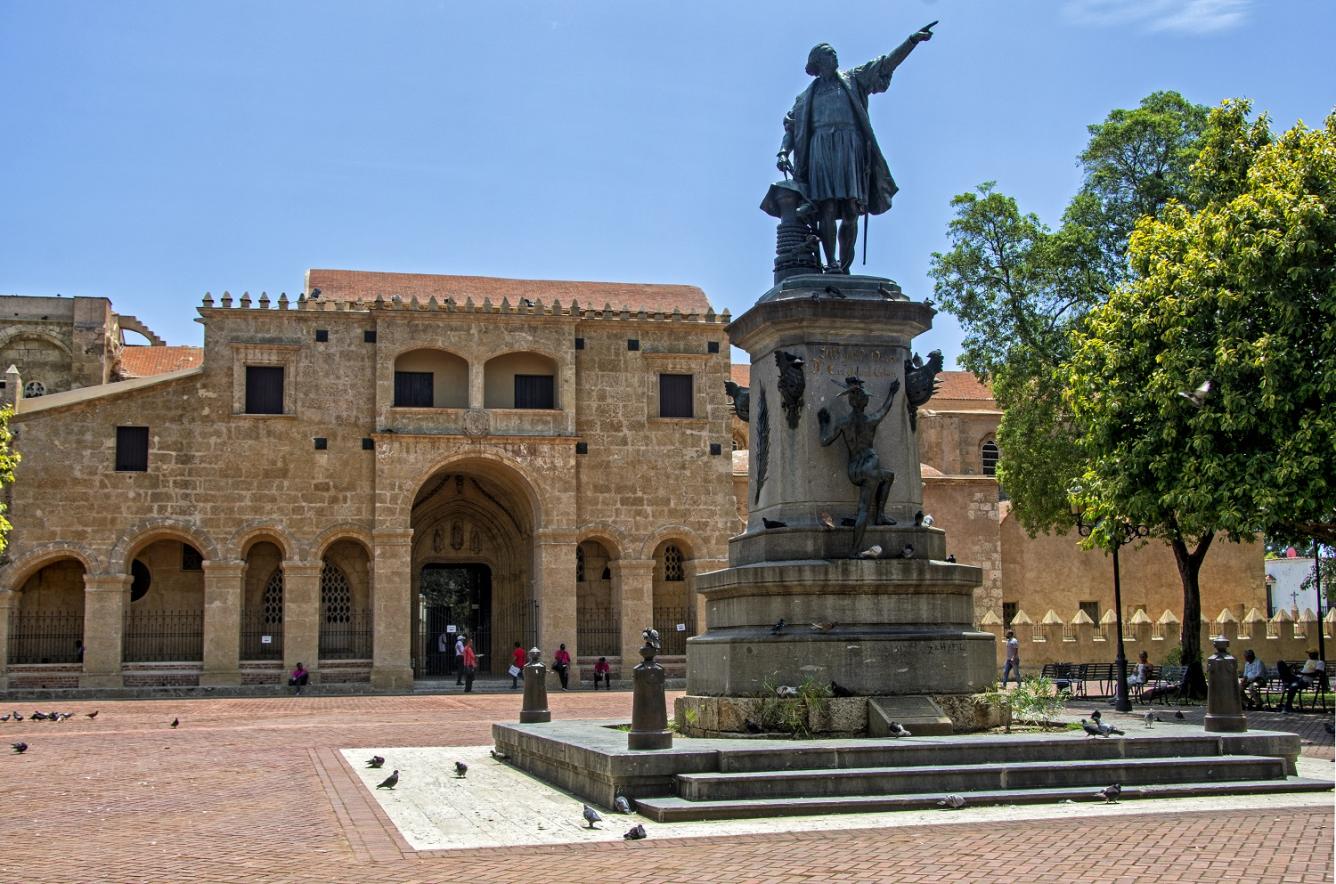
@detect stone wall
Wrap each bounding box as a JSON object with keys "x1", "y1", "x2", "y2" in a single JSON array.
[{"x1": 0, "y1": 295, "x2": 119, "y2": 395}]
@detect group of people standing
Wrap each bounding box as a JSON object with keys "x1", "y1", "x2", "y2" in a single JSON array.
[{"x1": 435, "y1": 632, "x2": 615, "y2": 691}]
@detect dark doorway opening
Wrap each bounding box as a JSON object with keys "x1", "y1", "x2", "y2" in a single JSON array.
[{"x1": 416, "y1": 563, "x2": 491, "y2": 678}]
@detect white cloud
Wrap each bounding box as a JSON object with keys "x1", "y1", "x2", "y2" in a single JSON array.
[{"x1": 1063, "y1": 0, "x2": 1251, "y2": 35}]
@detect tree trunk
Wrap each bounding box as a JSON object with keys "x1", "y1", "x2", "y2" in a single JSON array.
[{"x1": 1170, "y1": 531, "x2": 1214, "y2": 700}]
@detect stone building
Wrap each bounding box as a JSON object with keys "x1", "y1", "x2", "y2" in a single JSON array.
[
  {"x1": 0, "y1": 270, "x2": 733, "y2": 691},
  {"x1": 728, "y1": 365, "x2": 1269, "y2": 667}
]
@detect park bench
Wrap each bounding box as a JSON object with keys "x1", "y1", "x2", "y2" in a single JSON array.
[
  {"x1": 1081, "y1": 662, "x2": 1116, "y2": 697},
  {"x1": 1040, "y1": 662, "x2": 1084, "y2": 697}
]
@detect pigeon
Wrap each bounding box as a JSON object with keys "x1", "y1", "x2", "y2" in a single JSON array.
[
  {"x1": 0, "y1": 714, "x2": 9, "y2": 722},
  {"x1": 11, "y1": 712, "x2": 21, "y2": 722},
  {"x1": 762, "y1": 517, "x2": 787, "y2": 530},
  {"x1": 1081, "y1": 719, "x2": 1103, "y2": 738},
  {"x1": 945, "y1": 554, "x2": 956, "y2": 563},
  {"x1": 823, "y1": 285, "x2": 845, "y2": 299},
  {"x1": 582, "y1": 804, "x2": 603, "y2": 828},
  {"x1": 170, "y1": 718, "x2": 179, "y2": 728},
  {"x1": 831, "y1": 680, "x2": 855, "y2": 698},
  {"x1": 11, "y1": 741, "x2": 28, "y2": 753},
  {"x1": 1097, "y1": 721, "x2": 1124, "y2": 737},
  {"x1": 770, "y1": 618, "x2": 786, "y2": 635},
  {"x1": 900, "y1": 544, "x2": 915, "y2": 559},
  {"x1": 624, "y1": 823, "x2": 647, "y2": 840},
  {"x1": 744, "y1": 719, "x2": 763, "y2": 734},
  {"x1": 1090, "y1": 709, "x2": 1102, "y2": 721},
  {"x1": 31, "y1": 712, "x2": 47, "y2": 721},
  {"x1": 809, "y1": 622, "x2": 835, "y2": 633},
  {"x1": 877, "y1": 282, "x2": 898, "y2": 300},
  {"x1": 818, "y1": 511, "x2": 836, "y2": 529},
  {"x1": 366, "y1": 755, "x2": 385, "y2": 769},
  {"x1": 937, "y1": 794, "x2": 966, "y2": 809},
  {"x1": 913, "y1": 510, "x2": 925, "y2": 526},
  {"x1": 857, "y1": 544, "x2": 883, "y2": 559},
  {"x1": 887, "y1": 721, "x2": 912, "y2": 738},
  {"x1": 490, "y1": 748, "x2": 508, "y2": 761},
  {"x1": 614, "y1": 795, "x2": 632, "y2": 814},
  {"x1": 922, "y1": 514, "x2": 935, "y2": 527},
  {"x1": 454, "y1": 761, "x2": 468, "y2": 778},
  {"x1": 1144, "y1": 712, "x2": 1155, "y2": 728},
  {"x1": 1096, "y1": 783, "x2": 1122, "y2": 803},
  {"x1": 376, "y1": 770, "x2": 399, "y2": 789},
  {"x1": 1177, "y1": 379, "x2": 1213, "y2": 408},
  {"x1": 776, "y1": 685, "x2": 799, "y2": 699},
  {"x1": 1174, "y1": 710, "x2": 1185, "y2": 720}
]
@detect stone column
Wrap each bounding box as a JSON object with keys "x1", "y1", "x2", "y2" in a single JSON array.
[
  {"x1": 81, "y1": 573, "x2": 129, "y2": 689},
  {"x1": 686, "y1": 558, "x2": 726, "y2": 635},
  {"x1": 371, "y1": 528, "x2": 414, "y2": 690},
  {"x1": 200, "y1": 559, "x2": 245, "y2": 687},
  {"x1": 0, "y1": 590, "x2": 14, "y2": 691},
  {"x1": 283, "y1": 561, "x2": 321, "y2": 681},
  {"x1": 615, "y1": 559, "x2": 655, "y2": 678},
  {"x1": 534, "y1": 529, "x2": 578, "y2": 688}
]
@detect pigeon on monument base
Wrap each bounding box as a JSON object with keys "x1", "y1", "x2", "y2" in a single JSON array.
[
  {"x1": 887, "y1": 721, "x2": 912, "y2": 738},
  {"x1": 937, "y1": 794, "x2": 966, "y2": 809},
  {"x1": 857, "y1": 544, "x2": 882, "y2": 559},
  {"x1": 614, "y1": 795, "x2": 633, "y2": 814},
  {"x1": 1096, "y1": 783, "x2": 1122, "y2": 803},
  {"x1": 623, "y1": 824, "x2": 647, "y2": 840},
  {"x1": 582, "y1": 804, "x2": 603, "y2": 829}
]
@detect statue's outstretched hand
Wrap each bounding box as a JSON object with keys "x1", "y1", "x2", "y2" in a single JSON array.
[
  {"x1": 777, "y1": 151, "x2": 794, "y2": 175},
  {"x1": 912, "y1": 21, "x2": 936, "y2": 43}
]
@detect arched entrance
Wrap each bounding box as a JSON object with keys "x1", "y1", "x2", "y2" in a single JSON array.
[{"x1": 409, "y1": 464, "x2": 537, "y2": 679}]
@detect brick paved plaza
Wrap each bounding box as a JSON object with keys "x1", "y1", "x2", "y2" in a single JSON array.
[{"x1": 0, "y1": 690, "x2": 1331, "y2": 883}]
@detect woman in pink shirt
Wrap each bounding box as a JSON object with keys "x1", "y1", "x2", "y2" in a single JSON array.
[{"x1": 553, "y1": 643, "x2": 572, "y2": 690}]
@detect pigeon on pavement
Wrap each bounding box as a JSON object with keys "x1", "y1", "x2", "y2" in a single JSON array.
[
  {"x1": 454, "y1": 761, "x2": 468, "y2": 778},
  {"x1": 1096, "y1": 783, "x2": 1122, "y2": 803},
  {"x1": 937, "y1": 794, "x2": 966, "y2": 809},
  {"x1": 1090, "y1": 709, "x2": 1102, "y2": 721},
  {"x1": 490, "y1": 748, "x2": 508, "y2": 761},
  {"x1": 614, "y1": 795, "x2": 632, "y2": 814},
  {"x1": 11, "y1": 742, "x2": 27, "y2": 754},
  {"x1": 170, "y1": 718, "x2": 179, "y2": 728},
  {"x1": 1174, "y1": 710, "x2": 1185, "y2": 720},
  {"x1": 31, "y1": 712, "x2": 46, "y2": 721},
  {"x1": 12, "y1": 712, "x2": 22, "y2": 722},
  {"x1": 1081, "y1": 719, "x2": 1103, "y2": 738},
  {"x1": 376, "y1": 770, "x2": 399, "y2": 789},
  {"x1": 0, "y1": 714, "x2": 9, "y2": 722},
  {"x1": 623, "y1": 824, "x2": 647, "y2": 840},
  {"x1": 582, "y1": 804, "x2": 603, "y2": 829},
  {"x1": 1144, "y1": 712, "x2": 1155, "y2": 728},
  {"x1": 1097, "y1": 721, "x2": 1125, "y2": 737},
  {"x1": 366, "y1": 755, "x2": 385, "y2": 769},
  {"x1": 86, "y1": 710, "x2": 98, "y2": 720}
]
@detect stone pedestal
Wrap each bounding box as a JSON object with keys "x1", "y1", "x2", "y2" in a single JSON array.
[
  {"x1": 520, "y1": 648, "x2": 552, "y2": 723},
  {"x1": 371, "y1": 529, "x2": 414, "y2": 690},
  {"x1": 629, "y1": 641, "x2": 672, "y2": 750},
  {"x1": 684, "y1": 277, "x2": 995, "y2": 718},
  {"x1": 1205, "y1": 638, "x2": 1247, "y2": 733},
  {"x1": 81, "y1": 574, "x2": 128, "y2": 689}
]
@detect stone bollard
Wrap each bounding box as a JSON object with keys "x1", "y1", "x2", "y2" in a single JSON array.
[
  {"x1": 628, "y1": 628, "x2": 672, "y2": 750},
  {"x1": 1204, "y1": 637, "x2": 1247, "y2": 733},
  {"x1": 520, "y1": 647, "x2": 551, "y2": 724}
]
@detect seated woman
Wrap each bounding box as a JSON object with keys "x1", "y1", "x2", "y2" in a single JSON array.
[{"x1": 289, "y1": 662, "x2": 310, "y2": 695}]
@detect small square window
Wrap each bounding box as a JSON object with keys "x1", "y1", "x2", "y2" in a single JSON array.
[
  {"x1": 313, "y1": 437, "x2": 328, "y2": 450},
  {"x1": 575, "y1": 442, "x2": 588, "y2": 455},
  {"x1": 709, "y1": 443, "x2": 722, "y2": 456},
  {"x1": 627, "y1": 339, "x2": 640, "y2": 351},
  {"x1": 514, "y1": 374, "x2": 555, "y2": 409},
  {"x1": 245, "y1": 366, "x2": 285, "y2": 414},
  {"x1": 362, "y1": 437, "x2": 375, "y2": 450},
  {"x1": 115, "y1": 426, "x2": 149, "y2": 472},
  {"x1": 707, "y1": 341, "x2": 720, "y2": 354},
  {"x1": 394, "y1": 371, "x2": 434, "y2": 408},
  {"x1": 659, "y1": 373, "x2": 693, "y2": 418},
  {"x1": 574, "y1": 337, "x2": 585, "y2": 350},
  {"x1": 1002, "y1": 602, "x2": 1018, "y2": 628},
  {"x1": 1079, "y1": 601, "x2": 1100, "y2": 623},
  {"x1": 364, "y1": 330, "x2": 377, "y2": 343},
  {"x1": 315, "y1": 329, "x2": 328, "y2": 343}
]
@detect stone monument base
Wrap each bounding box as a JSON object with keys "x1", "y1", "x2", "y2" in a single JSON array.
[{"x1": 674, "y1": 693, "x2": 999, "y2": 738}]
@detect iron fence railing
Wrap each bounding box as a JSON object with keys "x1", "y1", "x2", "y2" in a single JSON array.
[
  {"x1": 7, "y1": 610, "x2": 84, "y2": 665},
  {"x1": 319, "y1": 609, "x2": 372, "y2": 660},
  {"x1": 652, "y1": 606, "x2": 695, "y2": 656},
  {"x1": 576, "y1": 608, "x2": 621, "y2": 658},
  {"x1": 123, "y1": 609, "x2": 204, "y2": 663},
  {"x1": 240, "y1": 614, "x2": 284, "y2": 661}
]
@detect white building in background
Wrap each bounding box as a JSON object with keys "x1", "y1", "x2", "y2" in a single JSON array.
[{"x1": 1264, "y1": 556, "x2": 1324, "y2": 618}]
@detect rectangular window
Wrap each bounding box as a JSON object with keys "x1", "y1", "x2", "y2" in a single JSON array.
[
  {"x1": 1002, "y1": 602, "x2": 1018, "y2": 628},
  {"x1": 659, "y1": 373, "x2": 693, "y2": 418},
  {"x1": 244, "y1": 366, "x2": 285, "y2": 414},
  {"x1": 514, "y1": 374, "x2": 555, "y2": 409},
  {"x1": 393, "y1": 371, "x2": 434, "y2": 407},
  {"x1": 115, "y1": 426, "x2": 149, "y2": 472},
  {"x1": 1079, "y1": 601, "x2": 1100, "y2": 623}
]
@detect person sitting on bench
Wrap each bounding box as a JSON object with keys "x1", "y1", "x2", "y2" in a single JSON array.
[
  {"x1": 1282, "y1": 650, "x2": 1326, "y2": 713},
  {"x1": 593, "y1": 656, "x2": 611, "y2": 690},
  {"x1": 289, "y1": 662, "x2": 310, "y2": 694}
]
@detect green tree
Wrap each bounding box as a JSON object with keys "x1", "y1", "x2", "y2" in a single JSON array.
[
  {"x1": 1067, "y1": 103, "x2": 1336, "y2": 690},
  {"x1": 0, "y1": 406, "x2": 17, "y2": 558}
]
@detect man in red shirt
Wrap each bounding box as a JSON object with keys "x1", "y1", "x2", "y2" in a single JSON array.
[
  {"x1": 511, "y1": 642, "x2": 527, "y2": 689},
  {"x1": 462, "y1": 638, "x2": 477, "y2": 693}
]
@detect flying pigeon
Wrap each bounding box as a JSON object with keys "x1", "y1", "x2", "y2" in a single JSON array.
[
  {"x1": 366, "y1": 755, "x2": 385, "y2": 769},
  {"x1": 582, "y1": 804, "x2": 603, "y2": 829},
  {"x1": 1096, "y1": 783, "x2": 1122, "y2": 803},
  {"x1": 770, "y1": 618, "x2": 786, "y2": 635},
  {"x1": 762, "y1": 517, "x2": 787, "y2": 529},
  {"x1": 623, "y1": 824, "x2": 647, "y2": 840},
  {"x1": 1144, "y1": 712, "x2": 1155, "y2": 728},
  {"x1": 1081, "y1": 719, "x2": 1103, "y2": 738},
  {"x1": 887, "y1": 721, "x2": 912, "y2": 738},
  {"x1": 831, "y1": 680, "x2": 854, "y2": 698},
  {"x1": 818, "y1": 511, "x2": 836, "y2": 529},
  {"x1": 857, "y1": 544, "x2": 883, "y2": 559},
  {"x1": 376, "y1": 770, "x2": 399, "y2": 789},
  {"x1": 11, "y1": 742, "x2": 28, "y2": 754},
  {"x1": 1177, "y1": 379, "x2": 1213, "y2": 408},
  {"x1": 454, "y1": 761, "x2": 468, "y2": 778},
  {"x1": 614, "y1": 795, "x2": 632, "y2": 814},
  {"x1": 937, "y1": 794, "x2": 966, "y2": 809},
  {"x1": 1097, "y1": 721, "x2": 1124, "y2": 737},
  {"x1": 1174, "y1": 710, "x2": 1185, "y2": 720},
  {"x1": 809, "y1": 622, "x2": 835, "y2": 633}
]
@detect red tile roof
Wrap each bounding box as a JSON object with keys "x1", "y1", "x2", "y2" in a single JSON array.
[
  {"x1": 118, "y1": 346, "x2": 203, "y2": 378},
  {"x1": 935, "y1": 371, "x2": 993, "y2": 401},
  {"x1": 305, "y1": 269, "x2": 712, "y2": 315},
  {"x1": 730, "y1": 364, "x2": 750, "y2": 386}
]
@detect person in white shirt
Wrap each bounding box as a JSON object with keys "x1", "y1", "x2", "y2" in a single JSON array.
[
  {"x1": 454, "y1": 633, "x2": 467, "y2": 686},
  {"x1": 1001, "y1": 630, "x2": 1021, "y2": 686},
  {"x1": 1239, "y1": 649, "x2": 1267, "y2": 709},
  {"x1": 1282, "y1": 649, "x2": 1326, "y2": 712}
]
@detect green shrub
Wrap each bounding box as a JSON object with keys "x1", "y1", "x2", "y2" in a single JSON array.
[{"x1": 1008, "y1": 675, "x2": 1070, "y2": 730}]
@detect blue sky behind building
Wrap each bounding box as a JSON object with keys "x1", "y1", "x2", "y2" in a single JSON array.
[{"x1": 2, "y1": 0, "x2": 1333, "y2": 364}]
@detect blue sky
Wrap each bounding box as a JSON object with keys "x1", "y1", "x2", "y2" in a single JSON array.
[{"x1": 2, "y1": 0, "x2": 1333, "y2": 365}]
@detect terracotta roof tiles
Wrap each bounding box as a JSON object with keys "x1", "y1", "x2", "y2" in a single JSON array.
[
  {"x1": 935, "y1": 371, "x2": 993, "y2": 401},
  {"x1": 118, "y1": 346, "x2": 203, "y2": 378}
]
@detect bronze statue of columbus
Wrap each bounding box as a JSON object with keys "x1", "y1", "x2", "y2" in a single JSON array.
[{"x1": 777, "y1": 23, "x2": 935, "y2": 274}]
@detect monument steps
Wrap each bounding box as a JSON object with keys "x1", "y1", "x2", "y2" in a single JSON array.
[{"x1": 633, "y1": 777, "x2": 1335, "y2": 822}]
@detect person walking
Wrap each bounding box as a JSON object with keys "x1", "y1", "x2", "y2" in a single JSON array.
[
  {"x1": 461, "y1": 637, "x2": 477, "y2": 693},
  {"x1": 1001, "y1": 630, "x2": 1021, "y2": 687},
  {"x1": 510, "y1": 642, "x2": 527, "y2": 689},
  {"x1": 553, "y1": 643, "x2": 571, "y2": 690},
  {"x1": 454, "y1": 633, "x2": 466, "y2": 686}
]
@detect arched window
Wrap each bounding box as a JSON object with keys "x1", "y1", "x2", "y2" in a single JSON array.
[
  {"x1": 130, "y1": 560, "x2": 151, "y2": 602},
  {"x1": 575, "y1": 546, "x2": 586, "y2": 582},
  {"x1": 262, "y1": 569, "x2": 284, "y2": 624},
  {"x1": 981, "y1": 441, "x2": 999, "y2": 476},
  {"x1": 663, "y1": 544, "x2": 685, "y2": 582},
  {"x1": 321, "y1": 563, "x2": 352, "y2": 624},
  {"x1": 24, "y1": 380, "x2": 45, "y2": 398}
]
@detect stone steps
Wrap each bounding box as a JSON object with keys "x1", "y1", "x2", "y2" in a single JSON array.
[
  {"x1": 633, "y1": 777, "x2": 1335, "y2": 822},
  {"x1": 676, "y1": 754, "x2": 1285, "y2": 801}
]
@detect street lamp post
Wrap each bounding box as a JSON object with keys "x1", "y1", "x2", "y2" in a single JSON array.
[{"x1": 1073, "y1": 508, "x2": 1149, "y2": 713}]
